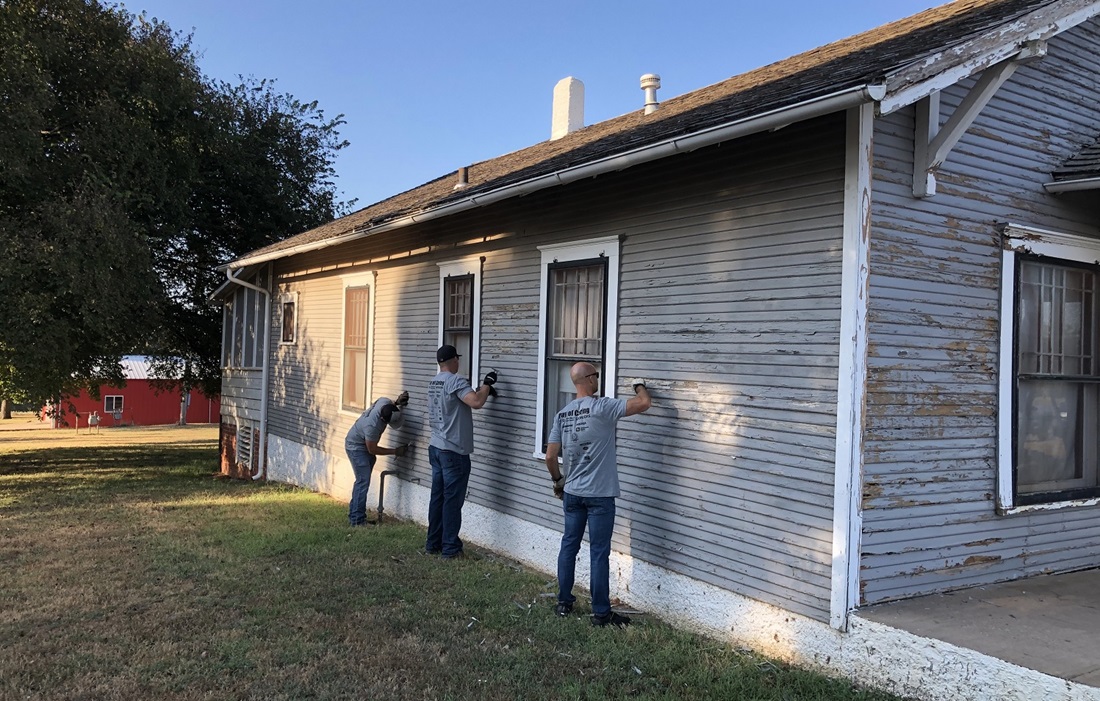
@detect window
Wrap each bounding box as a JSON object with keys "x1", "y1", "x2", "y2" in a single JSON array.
[
  {"x1": 438, "y1": 259, "x2": 481, "y2": 381},
  {"x1": 535, "y1": 236, "x2": 619, "y2": 454},
  {"x1": 342, "y1": 274, "x2": 375, "y2": 412},
  {"x1": 221, "y1": 270, "x2": 268, "y2": 369},
  {"x1": 999, "y1": 226, "x2": 1100, "y2": 509},
  {"x1": 104, "y1": 396, "x2": 123, "y2": 413},
  {"x1": 280, "y1": 292, "x2": 298, "y2": 345}
]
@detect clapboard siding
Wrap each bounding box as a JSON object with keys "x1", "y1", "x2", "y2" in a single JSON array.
[
  {"x1": 861, "y1": 19, "x2": 1100, "y2": 605},
  {"x1": 220, "y1": 369, "x2": 263, "y2": 422},
  {"x1": 254, "y1": 114, "x2": 846, "y2": 621}
]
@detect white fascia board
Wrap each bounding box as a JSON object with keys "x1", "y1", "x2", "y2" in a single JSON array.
[
  {"x1": 228, "y1": 85, "x2": 884, "y2": 271},
  {"x1": 879, "y1": 0, "x2": 1100, "y2": 115}
]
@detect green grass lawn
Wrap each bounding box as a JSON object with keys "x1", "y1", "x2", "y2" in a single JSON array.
[{"x1": 0, "y1": 426, "x2": 905, "y2": 700}]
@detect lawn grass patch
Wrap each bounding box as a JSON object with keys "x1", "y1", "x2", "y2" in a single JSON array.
[{"x1": 0, "y1": 426, "x2": 904, "y2": 700}]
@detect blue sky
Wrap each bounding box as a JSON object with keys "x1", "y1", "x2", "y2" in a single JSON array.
[{"x1": 126, "y1": 0, "x2": 936, "y2": 213}]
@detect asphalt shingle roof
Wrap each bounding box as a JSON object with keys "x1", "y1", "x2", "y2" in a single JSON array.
[
  {"x1": 239, "y1": 0, "x2": 1063, "y2": 265},
  {"x1": 1053, "y1": 138, "x2": 1100, "y2": 180}
]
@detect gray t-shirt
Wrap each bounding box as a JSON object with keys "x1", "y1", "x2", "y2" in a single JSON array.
[
  {"x1": 427, "y1": 371, "x2": 475, "y2": 455},
  {"x1": 548, "y1": 396, "x2": 628, "y2": 498},
  {"x1": 345, "y1": 397, "x2": 393, "y2": 453}
]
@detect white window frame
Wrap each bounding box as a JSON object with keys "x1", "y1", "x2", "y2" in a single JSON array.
[
  {"x1": 279, "y1": 291, "x2": 299, "y2": 346},
  {"x1": 998, "y1": 223, "x2": 1100, "y2": 513},
  {"x1": 104, "y1": 395, "x2": 123, "y2": 413},
  {"x1": 340, "y1": 272, "x2": 376, "y2": 416},
  {"x1": 534, "y1": 235, "x2": 620, "y2": 458},
  {"x1": 437, "y1": 257, "x2": 482, "y2": 383}
]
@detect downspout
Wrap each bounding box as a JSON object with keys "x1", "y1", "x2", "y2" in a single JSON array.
[{"x1": 225, "y1": 265, "x2": 272, "y2": 481}]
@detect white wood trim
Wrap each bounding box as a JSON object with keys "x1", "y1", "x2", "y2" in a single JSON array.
[
  {"x1": 997, "y1": 249, "x2": 1017, "y2": 511},
  {"x1": 534, "y1": 236, "x2": 620, "y2": 458},
  {"x1": 437, "y1": 256, "x2": 483, "y2": 382},
  {"x1": 878, "y1": 1, "x2": 1100, "y2": 115},
  {"x1": 277, "y1": 291, "x2": 298, "y2": 346},
  {"x1": 912, "y1": 92, "x2": 940, "y2": 198},
  {"x1": 1003, "y1": 224, "x2": 1100, "y2": 263},
  {"x1": 997, "y1": 224, "x2": 1100, "y2": 510},
  {"x1": 831, "y1": 103, "x2": 873, "y2": 631},
  {"x1": 339, "y1": 272, "x2": 376, "y2": 417}
]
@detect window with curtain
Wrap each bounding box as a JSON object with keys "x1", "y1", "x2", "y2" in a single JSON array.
[
  {"x1": 1014, "y1": 257, "x2": 1100, "y2": 503},
  {"x1": 543, "y1": 260, "x2": 607, "y2": 446},
  {"x1": 343, "y1": 285, "x2": 371, "y2": 411}
]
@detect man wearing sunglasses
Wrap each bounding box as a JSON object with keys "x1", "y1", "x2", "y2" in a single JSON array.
[{"x1": 544, "y1": 362, "x2": 651, "y2": 627}]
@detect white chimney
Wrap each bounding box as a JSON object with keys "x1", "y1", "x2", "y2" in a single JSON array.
[
  {"x1": 551, "y1": 77, "x2": 584, "y2": 140},
  {"x1": 641, "y1": 74, "x2": 661, "y2": 115}
]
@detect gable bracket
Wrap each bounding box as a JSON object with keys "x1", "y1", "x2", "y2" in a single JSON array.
[{"x1": 912, "y1": 40, "x2": 1047, "y2": 198}]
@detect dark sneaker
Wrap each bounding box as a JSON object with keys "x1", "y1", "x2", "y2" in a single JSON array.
[
  {"x1": 554, "y1": 602, "x2": 574, "y2": 617},
  {"x1": 441, "y1": 550, "x2": 466, "y2": 560},
  {"x1": 592, "y1": 612, "x2": 631, "y2": 628}
]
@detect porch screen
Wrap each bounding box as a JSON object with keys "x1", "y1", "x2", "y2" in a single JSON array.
[{"x1": 1015, "y1": 258, "x2": 1100, "y2": 501}]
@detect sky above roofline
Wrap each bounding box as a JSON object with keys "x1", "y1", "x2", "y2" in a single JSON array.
[{"x1": 129, "y1": 0, "x2": 937, "y2": 210}]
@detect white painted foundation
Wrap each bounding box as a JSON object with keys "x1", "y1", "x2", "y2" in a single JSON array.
[{"x1": 265, "y1": 435, "x2": 1100, "y2": 701}]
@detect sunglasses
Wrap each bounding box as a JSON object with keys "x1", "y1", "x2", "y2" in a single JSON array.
[{"x1": 584, "y1": 372, "x2": 600, "y2": 380}]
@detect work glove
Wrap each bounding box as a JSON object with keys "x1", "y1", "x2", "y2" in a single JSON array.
[
  {"x1": 553, "y1": 476, "x2": 566, "y2": 500},
  {"x1": 395, "y1": 390, "x2": 410, "y2": 408},
  {"x1": 394, "y1": 444, "x2": 409, "y2": 458},
  {"x1": 482, "y1": 371, "x2": 497, "y2": 386},
  {"x1": 486, "y1": 385, "x2": 497, "y2": 398}
]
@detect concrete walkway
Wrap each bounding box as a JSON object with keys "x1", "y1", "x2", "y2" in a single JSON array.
[{"x1": 860, "y1": 568, "x2": 1100, "y2": 687}]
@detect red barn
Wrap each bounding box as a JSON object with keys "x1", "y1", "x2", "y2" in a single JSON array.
[{"x1": 46, "y1": 356, "x2": 220, "y2": 428}]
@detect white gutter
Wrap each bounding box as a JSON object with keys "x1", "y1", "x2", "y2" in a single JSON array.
[
  {"x1": 1043, "y1": 176, "x2": 1100, "y2": 193},
  {"x1": 229, "y1": 83, "x2": 886, "y2": 270},
  {"x1": 224, "y1": 266, "x2": 272, "y2": 481}
]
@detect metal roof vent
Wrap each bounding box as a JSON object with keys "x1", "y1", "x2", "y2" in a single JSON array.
[
  {"x1": 454, "y1": 166, "x2": 468, "y2": 190},
  {"x1": 641, "y1": 74, "x2": 661, "y2": 115},
  {"x1": 551, "y1": 77, "x2": 584, "y2": 141}
]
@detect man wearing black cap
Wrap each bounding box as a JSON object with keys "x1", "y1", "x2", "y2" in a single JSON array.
[
  {"x1": 345, "y1": 391, "x2": 411, "y2": 526},
  {"x1": 425, "y1": 344, "x2": 497, "y2": 558}
]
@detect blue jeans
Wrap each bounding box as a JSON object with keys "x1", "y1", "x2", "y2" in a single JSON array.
[
  {"x1": 347, "y1": 449, "x2": 377, "y2": 525},
  {"x1": 426, "y1": 446, "x2": 472, "y2": 557},
  {"x1": 557, "y1": 493, "x2": 616, "y2": 617}
]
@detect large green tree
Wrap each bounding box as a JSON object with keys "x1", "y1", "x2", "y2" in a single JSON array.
[{"x1": 0, "y1": 0, "x2": 350, "y2": 410}]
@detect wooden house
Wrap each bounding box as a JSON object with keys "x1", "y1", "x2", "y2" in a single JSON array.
[{"x1": 213, "y1": 1, "x2": 1100, "y2": 696}]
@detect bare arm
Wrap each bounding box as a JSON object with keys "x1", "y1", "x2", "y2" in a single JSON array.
[
  {"x1": 461, "y1": 385, "x2": 492, "y2": 409},
  {"x1": 544, "y1": 443, "x2": 562, "y2": 481},
  {"x1": 366, "y1": 440, "x2": 408, "y2": 457},
  {"x1": 625, "y1": 384, "x2": 652, "y2": 416}
]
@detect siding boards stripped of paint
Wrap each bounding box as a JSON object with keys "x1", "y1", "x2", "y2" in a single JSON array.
[{"x1": 861, "y1": 19, "x2": 1100, "y2": 605}]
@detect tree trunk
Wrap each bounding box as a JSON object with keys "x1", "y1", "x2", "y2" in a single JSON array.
[
  {"x1": 178, "y1": 390, "x2": 188, "y2": 426},
  {"x1": 1, "y1": 398, "x2": 10, "y2": 419}
]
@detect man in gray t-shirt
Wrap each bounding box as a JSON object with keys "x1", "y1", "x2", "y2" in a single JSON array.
[
  {"x1": 425, "y1": 344, "x2": 497, "y2": 558},
  {"x1": 345, "y1": 392, "x2": 410, "y2": 526},
  {"x1": 545, "y1": 362, "x2": 651, "y2": 627}
]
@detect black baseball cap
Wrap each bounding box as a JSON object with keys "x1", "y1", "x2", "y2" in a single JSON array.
[{"x1": 436, "y1": 345, "x2": 460, "y2": 363}]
